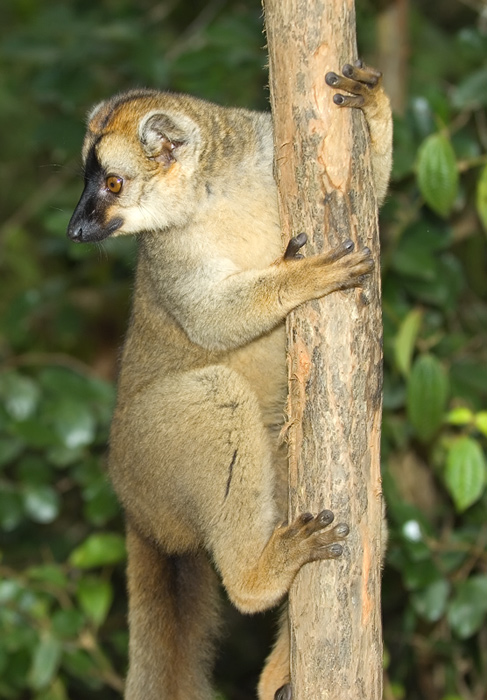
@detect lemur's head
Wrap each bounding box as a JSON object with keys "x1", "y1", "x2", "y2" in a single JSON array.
[{"x1": 67, "y1": 89, "x2": 205, "y2": 243}]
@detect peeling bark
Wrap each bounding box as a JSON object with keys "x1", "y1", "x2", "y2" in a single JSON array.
[{"x1": 263, "y1": 1, "x2": 384, "y2": 698}]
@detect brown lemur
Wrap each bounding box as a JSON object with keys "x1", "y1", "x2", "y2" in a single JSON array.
[{"x1": 67, "y1": 60, "x2": 392, "y2": 700}]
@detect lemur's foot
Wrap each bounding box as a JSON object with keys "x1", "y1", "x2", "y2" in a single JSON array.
[
  {"x1": 278, "y1": 509, "x2": 349, "y2": 562},
  {"x1": 325, "y1": 59, "x2": 382, "y2": 108}
]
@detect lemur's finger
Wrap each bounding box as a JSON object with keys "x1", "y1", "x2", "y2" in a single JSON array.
[
  {"x1": 333, "y1": 93, "x2": 365, "y2": 108},
  {"x1": 343, "y1": 62, "x2": 382, "y2": 86}
]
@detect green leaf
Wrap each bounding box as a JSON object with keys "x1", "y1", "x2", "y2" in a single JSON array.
[
  {"x1": 407, "y1": 354, "x2": 449, "y2": 442},
  {"x1": 451, "y1": 66, "x2": 487, "y2": 110},
  {"x1": 28, "y1": 634, "x2": 62, "y2": 691},
  {"x1": 391, "y1": 221, "x2": 450, "y2": 281},
  {"x1": 402, "y1": 558, "x2": 441, "y2": 591},
  {"x1": 23, "y1": 485, "x2": 60, "y2": 524},
  {"x1": 445, "y1": 407, "x2": 474, "y2": 426},
  {"x1": 1, "y1": 646, "x2": 32, "y2": 690},
  {"x1": 69, "y1": 532, "x2": 126, "y2": 569},
  {"x1": 445, "y1": 436, "x2": 486, "y2": 512},
  {"x1": 452, "y1": 360, "x2": 487, "y2": 391},
  {"x1": 417, "y1": 133, "x2": 459, "y2": 217},
  {"x1": 0, "y1": 437, "x2": 24, "y2": 468},
  {"x1": 447, "y1": 575, "x2": 487, "y2": 638},
  {"x1": 62, "y1": 649, "x2": 100, "y2": 684},
  {"x1": 77, "y1": 577, "x2": 113, "y2": 627},
  {"x1": 394, "y1": 309, "x2": 423, "y2": 377},
  {"x1": 0, "y1": 579, "x2": 23, "y2": 604},
  {"x1": 0, "y1": 490, "x2": 24, "y2": 531},
  {"x1": 0, "y1": 372, "x2": 40, "y2": 420},
  {"x1": 392, "y1": 505, "x2": 433, "y2": 561},
  {"x1": 12, "y1": 419, "x2": 59, "y2": 449},
  {"x1": 52, "y1": 609, "x2": 84, "y2": 639},
  {"x1": 47, "y1": 445, "x2": 85, "y2": 468},
  {"x1": 20, "y1": 590, "x2": 50, "y2": 620},
  {"x1": 18, "y1": 455, "x2": 52, "y2": 485},
  {"x1": 476, "y1": 163, "x2": 487, "y2": 233},
  {"x1": 49, "y1": 398, "x2": 96, "y2": 449},
  {"x1": 475, "y1": 411, "x2": 487, "y2": 437},
  {"x1": 399, "y1": 254, "x2": 464, "y2": 311},
  {"x1": 411, "y1": 578, "x2": 450, "y2": 622},
  {"x1": 39, "y1": 367, "x2": 115, "y2": 406},
  {"x1": 28, "y1": 565, "x2": 68, "y2": 588},
  {"x1": 0, "y1": 371, "x2": 40, "y2": 421},
  {"x1": 83, "y1": 482, "x2": 120, "y2": 526}
]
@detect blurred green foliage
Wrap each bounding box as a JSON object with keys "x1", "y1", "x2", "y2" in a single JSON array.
[{"x1": 0, "y1": 0, "x2": 486, "y2": 699}]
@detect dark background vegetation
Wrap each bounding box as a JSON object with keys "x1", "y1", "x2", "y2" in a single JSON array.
[{"x1": 1, "y1": 0, "x2": 487, "y2": 698}]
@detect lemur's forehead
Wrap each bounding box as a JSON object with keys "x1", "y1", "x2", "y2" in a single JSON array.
[
  {"x1": 82, "y1": 132, "x2": 142, "y2": 179},
  {"x1": 100, "y1": 134, "x2": 143, "y2": 177}
]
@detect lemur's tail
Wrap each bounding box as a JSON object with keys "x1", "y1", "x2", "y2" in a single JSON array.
[{"x1": 124, "y1": 525, "x2": 222, "y2": 700}]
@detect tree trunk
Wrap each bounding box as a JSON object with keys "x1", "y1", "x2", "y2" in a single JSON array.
[{"x1": 263, "y1": 1, "x2": 384, "y2": 698}]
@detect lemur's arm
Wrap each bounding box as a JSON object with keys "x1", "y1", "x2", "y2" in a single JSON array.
[{"x1": 162, "y1": 237, "x2": 372, "y2": 351}]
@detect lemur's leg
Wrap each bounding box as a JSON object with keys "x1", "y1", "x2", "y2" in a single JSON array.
[
  {"x1": 258, "y1": 609, "x2": 290, "y2": 700},
  {"x1": 170, "y1": 364, "x2": 350, "y2": 614}
]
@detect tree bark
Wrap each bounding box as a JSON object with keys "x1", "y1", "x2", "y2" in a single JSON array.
[{"x1": 263, "y1": 1, "x2": 384, "y2": 698}]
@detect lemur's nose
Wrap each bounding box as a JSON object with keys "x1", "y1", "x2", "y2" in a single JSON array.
[{"x1": 67, "y1": 224, "x2": 83, "y2": 242}]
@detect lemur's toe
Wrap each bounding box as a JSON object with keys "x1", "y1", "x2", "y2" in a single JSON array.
[
  {"x1": 275, "y1": 683, "x2": 292, "y2": 700},
  {"x1": 284, "y1": 232, "x2": 307, "y2": 260},
  {"x1": 342, "y1": 61, "x2": 381, "y2": 86}
]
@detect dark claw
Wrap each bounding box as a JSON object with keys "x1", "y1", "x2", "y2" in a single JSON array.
[
  {"x1": 275, "y1": 684, "x2": 292, "y2": 700},
  {"x1": 317, "y1": 509, "x2": 334, "y2": 527},
  {"x1": 284, "y1": 232, "x2": 308, "y2": 259},
  {"x1": 300, "y1": 512, "x2": 314, "y2": 524},
  {"x1": 325, "y1": 71, "x2": 339, "y2": 87},
  {"x1": 349, "y1": 61, "x2": 382, "y2": 85},
  {"x1": 333, "y1": 94, "x2": 345, "y2": 106},
  {"x1": 328, "y1": 543, "x2": 344, "y2": 557},
  {"x1": 355, "y1": 58, "x2": 364, "y2": 68},
  {"x1": 335, "y1": 523, "x2": 350, "y2": 537},
  {"x1": 324, "y1": 238, "x2": 357, "y2": 265},
  {"x1": 363, "y1": 246, "x2": 371, "y2": 255}
]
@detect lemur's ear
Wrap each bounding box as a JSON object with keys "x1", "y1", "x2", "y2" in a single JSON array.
[
  {"x1": 138, "y1": 111, "x2": 201, "y2": 167},
  {"x1": 87, "y1": 99, "x2": 108, "y2": 127}
]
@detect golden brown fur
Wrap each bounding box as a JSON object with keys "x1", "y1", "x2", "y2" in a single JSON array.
[{"x1": 68, "y1": 62, "x2": 392, "y2": 700}]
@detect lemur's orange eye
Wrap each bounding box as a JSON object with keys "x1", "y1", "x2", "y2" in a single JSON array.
[{"x1": 106, "y1": 175, "x2": 123, "y2": 194}]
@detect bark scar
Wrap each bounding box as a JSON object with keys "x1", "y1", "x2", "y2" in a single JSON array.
[
  {"x1": 361, "y1": 532, "x2": 372, "y2": 624},
  {"x1": 281, "y1": 338, "x2": 311, "y2": 454}
]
